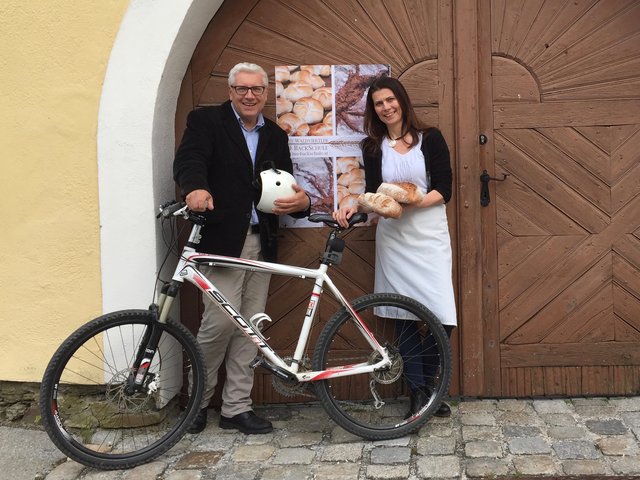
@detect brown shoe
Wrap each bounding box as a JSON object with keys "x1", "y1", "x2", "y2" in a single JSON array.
[{"x1": 219, "y1": 411, "x2": 273, "y2": 434}]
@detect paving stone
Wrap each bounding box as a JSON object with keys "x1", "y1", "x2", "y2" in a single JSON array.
[
  {"x1": 416, "y1": 435, "x2": 456, "y2": 455},
  {"x1": 547, "y1": 426, "x2": 588, "y2": 439},
  {"x1": 365, "y1": 464, "x2": 410, "y2": 480},
  {"x1": 464, "y1": 440, "x2": 503, "y2": 458},
  {"x1": 174, "y1": 451, "x2": 225, "y2": 469},
  {"x1": 272, "y1": 447, "x2": 316, "y2": 465},
  {"x1": 278, "y1": 431, "x2": 323, "y2": 447},
  {"x1": 45, "y1": 461, "x2": 86, "y2": 480},
  {"x1": 164, "y1": 471, "x2": 202, "y2": 480},
  {"x1": 609, "y1": 397, "x2": 640, "y2": 411},
  {"x1": 461, "y1": 426, "x2": 501, "y2": 441},
  {"x1": 621, "y1": 411, "x2": 640, "y2": 427},
  {"x1": 610, "y1": 455, "x2": 640, "y2": 475},
  {"x1": 496, "y1": 399, "x2": 534, "y2": 413},
  {"x1": 598, "y1": 435, "x2": 640, "y2": 456},
  {"x1": 513, "y1": 454, "x2": 558, "y2": 475},
  {"x1": 213, "y1": 463, "x2": 261, "y2": 480},
  {"x1": 191, "y1": 434, "x2": 237, "y2": 450},
  {"x1": 260, "y1": 465, "x2": 313, "y2": 480},
  {"x1": 533, "y1": 399, "x2": 573, "y2": 414},
  {"x1": 329, "y1": 426, "x2": 362, "y2": 443},
  {"x1": 233, "y1": 444, "x2": 275, "y2": 462},
  {"x1": 369, "y1": 446, "x2": 411, "y2": 464},
  {"x1": 572, "y1": 397, "x2": 609, "y2": 406},
  {"x1": 320, "y1": 443, "x2": 364, "y2": 462},
  {"x1": 498, "y1": 411, "x2": 544, "y2": 426},
  {"x1": 418, "y1": 423, "x2": 453, "y2": 438},
  {"x1": 508, "y1": 436, "x2": 551, "y2": 455},
  {"x1": 244, "y1": 433, "x2": 274, "y2": 445},
  {"x1": 416, "y1": 455, "x2": 461, "y2": 478},
  {"x1": 314, "y1": 463, "x2": 361, "y2": 480},
  {"x1": 81, "y1": 471, "x2": 124, "y2": 479},
  {"x1": 561, "y1": 459, "x2": 611, "y2": 476},
  {"x1": 465, "y1": 458, "x2": 511, "y2": 478},
  {"x1": 540, "y1": 413, "x2": 577, "y2": 426},
  {"x1": 373, "y1": 436, "x2": 411, "y2": 447},
  {"x1": 574, "y1": 405, "x2": 617, "y2": 418},
  {"x1": 458, "y1": 400, "x2": 497, "y2": 413},
  {"x1": 552, "y1": 440, "x2": 600, "y2": 459},
  {"x1": 502, "y1": 425, "x2": 541, "y2": 437},
  {"x1": 460, "y1": 412, "x2": 496, "y2": 426},
  {"x1": 585, "y1": 418, "x2": 628, "y2": 435},
  {"x1": 122, "y1": 461, "x2": 166, "y2": 480}
]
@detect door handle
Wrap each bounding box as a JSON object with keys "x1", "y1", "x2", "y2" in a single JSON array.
[{"x1": 480, "y1": 170, "x2": 508, "y2": 207}]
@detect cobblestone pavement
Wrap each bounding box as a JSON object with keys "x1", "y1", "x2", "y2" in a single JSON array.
[{"x1": 30, "y1": 396, "x2": 640, "y2": 479}]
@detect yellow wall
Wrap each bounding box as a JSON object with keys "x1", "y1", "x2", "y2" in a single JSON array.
[{"x1": 0, "y1": 1, "x2": 129, "y2": 381}]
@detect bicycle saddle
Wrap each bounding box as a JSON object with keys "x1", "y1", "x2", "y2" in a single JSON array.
[{"x1": 308, "y1": 213, "x2": 368, "y2": 229}]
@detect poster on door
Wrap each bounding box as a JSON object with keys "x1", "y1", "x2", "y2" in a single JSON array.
[{"x1": 275, "y1": 64, "x2": 390, "y2": 228}]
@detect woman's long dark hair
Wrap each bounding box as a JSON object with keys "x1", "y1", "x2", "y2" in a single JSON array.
[{"x1": 361, "y1": 76, "x2": 430, "y2": 156}]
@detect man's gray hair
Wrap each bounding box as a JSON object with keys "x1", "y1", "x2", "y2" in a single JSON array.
[{"x1": 228, "y1": 62, "x2": 268, "y2": 87}]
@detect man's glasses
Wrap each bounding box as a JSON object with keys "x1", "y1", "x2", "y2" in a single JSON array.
[{"x1": 231, "y1": 85, "x2": 266, "y2": 96}]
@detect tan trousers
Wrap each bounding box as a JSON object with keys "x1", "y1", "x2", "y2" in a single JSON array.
[{"x1": 196, "y1": 230, "x2": 271, "y2": 416}]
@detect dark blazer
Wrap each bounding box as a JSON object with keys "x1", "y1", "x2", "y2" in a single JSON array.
[
  {"x1": 173, "y1": 101, "x2": 306, "y2": 261},
  {"x1": 362, "y1": 128, "x2": 453, "y2": 203}
]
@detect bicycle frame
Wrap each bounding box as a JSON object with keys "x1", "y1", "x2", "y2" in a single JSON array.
[{"x1": 159, "y1": 217, "x2": 392, "y2": 383}]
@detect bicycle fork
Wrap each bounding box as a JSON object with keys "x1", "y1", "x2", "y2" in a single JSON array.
[{"x1": 125, "y1": 283, "x2": 178, "y2": 395}]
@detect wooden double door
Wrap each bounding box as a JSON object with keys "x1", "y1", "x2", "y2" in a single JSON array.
[{"x1": 176, "y1": 0, "x2": 640, "y2": 401}]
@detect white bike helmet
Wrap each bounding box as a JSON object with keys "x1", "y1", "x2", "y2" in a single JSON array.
[{"x1": 256, "y1": 168, "x2": 297, "y2": 213}]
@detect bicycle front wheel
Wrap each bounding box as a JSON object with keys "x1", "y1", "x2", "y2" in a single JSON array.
[
  {"x1": 39, "y1": 310, "x2": 205, "y2": 470},
  {"x1": 313, "y1": 293, "x2": 452, "y2": 440}
]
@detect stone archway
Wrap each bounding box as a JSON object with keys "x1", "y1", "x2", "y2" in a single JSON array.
[{"x1": 96, "y1": 0, "x2": 223, "y2": 313}]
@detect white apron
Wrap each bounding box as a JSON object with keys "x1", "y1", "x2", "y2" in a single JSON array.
[{"x1": 374, "y1": 136, "x2": 457, "y2": 326}]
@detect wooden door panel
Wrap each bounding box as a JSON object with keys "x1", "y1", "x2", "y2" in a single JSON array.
[{"x1": 486, "y1": 0, "x2": 640, "y2": 396}]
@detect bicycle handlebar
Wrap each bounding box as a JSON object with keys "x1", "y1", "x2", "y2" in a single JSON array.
[{"x1": 158, "y1": 201, "x2": 368, "y2": 230}]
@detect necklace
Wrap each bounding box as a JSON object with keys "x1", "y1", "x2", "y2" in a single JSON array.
[{"x1": 388, "y1": 135, "x2": 402, "y2": 147}]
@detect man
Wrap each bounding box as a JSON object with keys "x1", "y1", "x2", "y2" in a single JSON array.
[{"x1": 173, "y1": 62, "x2": 310, "y2": 434}]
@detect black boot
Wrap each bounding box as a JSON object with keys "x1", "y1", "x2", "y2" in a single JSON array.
[
  {"x1": 187, "y1": 407, "x2": 208, "y2": 434},
  {"x1": 404, "y1": 388, "x2": 429, "y2": 419}
]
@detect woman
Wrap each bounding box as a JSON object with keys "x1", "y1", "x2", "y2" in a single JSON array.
[{"x1": 334, "y1": 76, "x2": 457, "y2": 418}]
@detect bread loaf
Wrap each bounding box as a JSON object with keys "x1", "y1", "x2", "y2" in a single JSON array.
[
  {"x1": 301, "y1": 65, "x2": 331, "y2": 76},
  {"x1": 311, "y1": 87, "x2": 332, "y2": 109},
  {"x1": 276, "y1": 96, "x2": 293, "y2": 115},
  {"x1": 308, "y1": 122, "x2": 333, "y2": 136},
  {"x1": 282, "y1": 82, "x2": 314, "y2": 102},
  {"x1": 275, "y1": 66, "x2": 290, "y2": 83},
  {"x1": 339, "y1": 193, "x2": 359, "y2": 209},
  {"x1": 277, "y1": 113, "x2": 304, "y2": 135},
  {"x1": 336, "y1": 156, "x2": 361, "y2": 175},
  {"x1": 293, "y1": 97, "x2": 324, "y2": 124},
  {"x1": 337, "y1": 167, "x2": 364, "y2": 186},
  {"x1": 323, "y1": 111, "x2": 333, "y2": 125},
  {"x1": 376, "y1": 182, "x2": 424, "y2": 205},
  {"x1": 276, "y1": 81, "x2": 284, "y2": 97},
  {"x1": 358, "y1": 192, "x2": 402, "y2": 219},
  {"x1": 290, "y1": 70, "x2": 325, "y2": 89}
]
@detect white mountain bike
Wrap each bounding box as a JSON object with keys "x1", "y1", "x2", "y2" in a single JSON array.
[{"x1": 39, "y1": 201, "x2": 452, "y2": 470}]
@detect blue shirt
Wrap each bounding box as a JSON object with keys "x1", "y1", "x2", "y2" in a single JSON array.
[{"x1": 231, "y1": 104, "x2": 265, "y2": 225}]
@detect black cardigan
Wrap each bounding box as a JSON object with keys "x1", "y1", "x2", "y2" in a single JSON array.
[
  {"x1": 173, "y1": 101, "x2": 307, "y2": 261},
  {"x1": 362, "y1": 128, "x2": 453, "y2": 203}
]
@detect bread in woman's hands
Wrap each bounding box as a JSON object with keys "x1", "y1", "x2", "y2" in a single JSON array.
[
  {"x1": 358, "y1": 192, "x2": 402, "y2": 219},
  {"x1": 376, "y1": 182, "x2": 424, "y2": 205}
]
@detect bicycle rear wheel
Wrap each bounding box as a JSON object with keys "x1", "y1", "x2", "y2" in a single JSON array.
[
  {"x1": 313, "y1": 293, "x2": 452, "y2": 440},
  {"x1": 39, "y1": 310, "x2": 205, "y2": 470}
]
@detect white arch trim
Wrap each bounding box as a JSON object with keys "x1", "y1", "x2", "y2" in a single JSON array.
[{"x1": 98, "y1": 0, "x2": 223, "y2": 313}]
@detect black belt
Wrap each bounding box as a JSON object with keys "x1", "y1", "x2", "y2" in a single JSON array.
[{"x1": 250, "y1": 224, "x2": 260, "y2": 234}]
